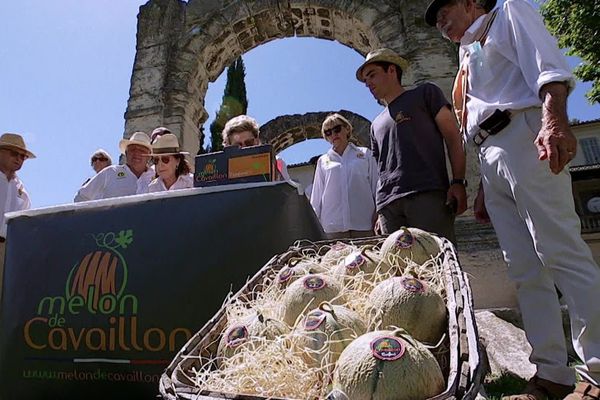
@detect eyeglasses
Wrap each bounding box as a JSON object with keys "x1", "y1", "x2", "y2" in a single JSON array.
[
  {"x1": 91, "y1": 157, "x2": 108, "y2": 162},
  {"x1": 324, "y1": 125, "x2": 343, "y2": 137},
  {"x1": 152, "y1": 156, "x2": 172, "y2": 165},
  {"x1": 3, "y1": 149, "x2": 28, "y2": 160},
  {"x1": 231, "y1": 138, "x2": 257, "y2": 148}
]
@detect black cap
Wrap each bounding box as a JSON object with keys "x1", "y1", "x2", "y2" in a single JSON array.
[{"x1": 425, "y1": 0, "x2": 497, "y2": 27}]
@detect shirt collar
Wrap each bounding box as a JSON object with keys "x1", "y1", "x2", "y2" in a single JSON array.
[
  {"x1": 460, "y1": 14, "x2": 487, "y2": 46},
  {"x1": 0, "y1": 170, "x2": 18, "y2": 182}
]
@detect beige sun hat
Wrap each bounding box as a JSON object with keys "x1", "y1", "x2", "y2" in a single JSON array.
[
  {"x1": 118, "y1": 131, "x2": 152, "y2": 154},
  {"x1": 355, "y1": 48, "x2": 409, "y2": 82},
  {"x1": 0, "y1": 133, "x2": 36, "y2": 159},
  {"x1": 151, "y1": 133, "x2": 189, "y2": 156}
]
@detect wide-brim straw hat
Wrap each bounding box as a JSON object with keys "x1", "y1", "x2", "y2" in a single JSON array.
[
  {"x1": 118, "y1": 131, "x2": 152, "y2": 154},
  {"x1": 425, "y1": 0, "x2": 497, "y2": 26},
  {"x1": 0, "y1": 133, "x2": 36, "y2": 159},
  {"x1": 150, "y1": 133, "x2": 189, "y2": 156},
  {"x1": 356, "y1": 48, "x2": 409, "y2": 82}
]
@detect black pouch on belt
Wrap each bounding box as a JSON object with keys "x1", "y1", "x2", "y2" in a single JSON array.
[{"x1": 479, "y1": 109, "x2": 511, "y2": 135}]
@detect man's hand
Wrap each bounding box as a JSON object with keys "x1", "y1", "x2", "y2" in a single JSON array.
[
  {"x1": 474, "y1": 183, "x2": 490, "y2": 223},
  {"x1": 535, "y1": 82, "x2": 577, "y2": 174},
  {"x1": 374, "y1": 214, "x2": 383, "y2": 235},
  {"x1": 446, "y1": 183, "x2": 467, "y2": 215}
]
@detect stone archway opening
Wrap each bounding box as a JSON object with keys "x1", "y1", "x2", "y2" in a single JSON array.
[{"x1": 124, "y1": 0, "x2": 457, "y2": 156}]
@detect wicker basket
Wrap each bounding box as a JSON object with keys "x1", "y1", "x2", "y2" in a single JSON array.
[{"x1": 159, "y1": 237, "x2": 484, "y2": 400}]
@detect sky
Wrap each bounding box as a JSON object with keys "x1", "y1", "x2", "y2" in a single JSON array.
[{"x1": 1, "y1": 0, "x2": 599, "y2": 209}]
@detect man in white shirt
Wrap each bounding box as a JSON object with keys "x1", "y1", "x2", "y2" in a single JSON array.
[
  {"x1": 74, "y1": 132, "x2": 154, "y2": 202},
  {"x1": 0, "y1": 133, "x2": 34, "y2": 300},
  {"x1": 427, "y1": 1, "x2": 600, "y2": 399}
]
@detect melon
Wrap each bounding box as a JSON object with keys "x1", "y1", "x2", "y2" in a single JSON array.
[
  {"x1": 367, "y1": 276, "x2": 446, "y2": 344},
  {"x1": 321, "y1": 242, "x2": 356, "y2": 267},
  {"x1": 276, "y1": 258, "x2": 327, "y2": 288},
  {"x1": 295, "y1": 302, "x2": 366, "y2": 367},
  {"x1": 333, "y1": 247, "x2": 391, "y2": 283},
  {"x1": 380, "y1": 227, "x2": 441, "y2": 268},
  {"x1": 282, "y1": 274, "x2": 344, "y2": 326},
  {"x1": 217, "y1": 313, "x2": 289, "y2": 363},
  {"x1": 333, "y1": 330, "x2": 445, "y2": 400}
]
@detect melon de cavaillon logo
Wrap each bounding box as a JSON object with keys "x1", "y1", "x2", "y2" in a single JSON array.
[{"x1": 24, "y1": 230, "x2": 191, "y2": 353}]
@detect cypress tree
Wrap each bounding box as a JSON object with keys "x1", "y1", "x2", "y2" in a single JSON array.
[{"x1": 207, "y1": 57, "x2": 249, "y2": 152}]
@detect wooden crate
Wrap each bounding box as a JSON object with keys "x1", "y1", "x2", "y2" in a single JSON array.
[{"x1": 159, "y1": 237, "x2": 485, "y2": 400}]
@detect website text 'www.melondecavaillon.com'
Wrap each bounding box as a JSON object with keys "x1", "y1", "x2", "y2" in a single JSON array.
[{"x1": 22, "y1": 368, "x2": 160, "y2": 383}]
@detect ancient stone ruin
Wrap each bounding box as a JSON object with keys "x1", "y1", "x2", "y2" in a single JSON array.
[{"x1": 124, "y1": 0, "x2": 458, "y2": 156}]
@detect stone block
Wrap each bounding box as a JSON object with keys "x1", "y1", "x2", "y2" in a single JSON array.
[{"x1": 475, "y1": 310, "x2": 536, "y2": 380}]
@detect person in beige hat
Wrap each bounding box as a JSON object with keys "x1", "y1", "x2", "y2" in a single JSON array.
[
  {"x1": 74, "y1": 132, "x2": 154, "y2": 202},
  {"x1": 0, "y1": 133, "x2": 34, "y2": 300},
  {"x1": 137, "y1": 134, "x2": 193, "y2": 193},
  {"x1": 356, "y1": 48, "x2": 466, "y2": 243}
]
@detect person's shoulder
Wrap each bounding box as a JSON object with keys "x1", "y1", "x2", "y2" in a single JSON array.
[{"x1": 417, "y1": 81, "x2": 443, "y2": 94}]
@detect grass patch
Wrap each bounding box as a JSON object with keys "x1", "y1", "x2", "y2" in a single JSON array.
[{"x1": 484, "y1": 373, "x2": 527, "y2": 400}]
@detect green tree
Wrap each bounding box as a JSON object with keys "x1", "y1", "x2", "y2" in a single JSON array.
[
  {"x1": 540, "y1": 0, "x2": 600, "y2": 103},
  {"x1": 207, "y1": 57, "x2": 248, "y2": 152}
]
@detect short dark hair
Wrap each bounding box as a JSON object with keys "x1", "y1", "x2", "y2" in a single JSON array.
[{"x1": 371, "y1": 61, "x2": 403, "y2": 85}]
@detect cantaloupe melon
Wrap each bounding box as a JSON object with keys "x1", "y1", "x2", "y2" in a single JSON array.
[
  {"x1": 332, "y1": 330, "x2": 445, "y2": 400},
  {"x1": 380, "y1": 227, "x2": 441, "y2": 268},
  {"x1": 276, "y1": 258, "x2": 327, "y2": 288},
  {"x1": 295, "y1": 302, "x2": 366, "y2": 367},
  {"x1": 217, "y1": 313, "x2": 289, "y2": 363},
  {"x1": 282, "y1": 274, "x2": 344, "y2": 326},
  {"x1": 333, "y1": 247, "x2": 391, "y2": 283},
  {"x1": 367, "y1": 276, "x2": 446, "y2": 344},
  {"x1": 321, "y1": 242, "x2": 356, "y2": 267}
]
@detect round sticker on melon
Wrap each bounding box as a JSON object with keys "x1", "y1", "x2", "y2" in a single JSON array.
[
  {"x1": 303, "y1": 275, "x2": 326, "y2": 290},
  {"x1": 225, "y1": 325, "x2": 248, "y2": 348},
  {"x1": 370, "y1": 336, "x2": 405, "y2": 361},
  {"x1": 344, "y1": 253, "x2": 366, "y2": 271},
  {"x1": 395, "y1": 230, "x2": 415, "y2": 249},
  {"x1": 304, "y1": 310, "x2": 327, "y2": 331},
  {"x1": 278, "y1": 266, "x2": 293, "y2": 283},
  {"x1": 400, "y1": 276, "x2": 426, "y2": 293}
]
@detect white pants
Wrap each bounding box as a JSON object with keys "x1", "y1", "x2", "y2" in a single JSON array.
[{"x1": 479, "y1": 108, "x2": 600, "y2": 386}]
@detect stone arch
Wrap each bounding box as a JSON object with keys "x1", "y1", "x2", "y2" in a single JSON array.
[
  {"x1": 123, "y1": 0, "x2": 457, "y2": 156},
  {"x1": 260, "y1": 110, "x2": 372, "y2": 154}
]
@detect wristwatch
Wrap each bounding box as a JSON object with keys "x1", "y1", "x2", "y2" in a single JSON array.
[{"x1": 450, "y1": 178, "x2": 468, "y2": 187}]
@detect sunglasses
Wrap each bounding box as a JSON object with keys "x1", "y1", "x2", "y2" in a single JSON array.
[
  {"x1": 91, "y1": 157, "x2": 108, "y2": 162},
  {"x1": 152, "y1": 156, "x2": 172, "y2": 165},
  {"x1": 324, "y1": 125, "x2": 343, "y2": 137}
]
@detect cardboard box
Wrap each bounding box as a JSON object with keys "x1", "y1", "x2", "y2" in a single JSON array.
[{"x1": 194, "y1": 144, "x2": 275, "y2": 187}]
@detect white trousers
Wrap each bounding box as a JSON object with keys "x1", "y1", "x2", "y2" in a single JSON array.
[{"x1": 479, "y1": 108, "x2": 600, "y2": 386}]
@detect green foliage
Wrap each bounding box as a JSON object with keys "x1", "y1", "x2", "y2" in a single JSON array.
[
  {"x1": 208, "y1": 57, "x2": 249, "y2": 152},
  {"x1": 540, "y1": 0, "x2": 600, "y2": 104}
]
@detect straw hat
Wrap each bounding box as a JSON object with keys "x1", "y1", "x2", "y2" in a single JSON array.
[
  {"x1": 356, "y1": 48, "x2": 409, "y2": 82},
  {"x1": 151, "y1": 134, "x2": 189, "y2": 156},
  {"x1": 0, "y1": 133, "x2": 36, "y2": 159},
  {"x1": 118, "y1": 132, "x2": 152, "y2": 154},
  {"x1": 425, "y1": 0, "x2": 497, "y2": 26}
]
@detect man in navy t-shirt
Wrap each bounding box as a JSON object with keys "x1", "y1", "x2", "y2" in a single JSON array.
[{"x1": 356, "y1": 48, "x2": 467, "y2": 242}]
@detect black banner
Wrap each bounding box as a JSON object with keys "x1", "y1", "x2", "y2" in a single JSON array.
[{"x1": 0, "y1": 182, "x2": 324, "y2": 400}]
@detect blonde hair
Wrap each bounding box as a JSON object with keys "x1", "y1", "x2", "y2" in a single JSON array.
[
  {"x1": 321, "y1": 113, "x2": 353, "y2": 139},
  {"x1": 222, "y1": 115, "x2": 260, "y2": 146}
]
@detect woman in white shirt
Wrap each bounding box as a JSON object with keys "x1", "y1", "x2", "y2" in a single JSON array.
[
  {"x1": 310, "y1": 113, "x2": 378, "y2": 239},
  {"x1": 138, "y1": 134, "x2": 193, "y2": 193}
]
